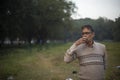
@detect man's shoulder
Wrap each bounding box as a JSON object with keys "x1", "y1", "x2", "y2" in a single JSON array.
[{"x1": 94, "y1": 41, "x2": 105, "y2": 48}]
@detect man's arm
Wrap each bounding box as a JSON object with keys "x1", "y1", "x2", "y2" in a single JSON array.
[
  {"x1": 64, "y1": 38, "x2": 86, "y2": 63},
  {"x1": 64, "y1": 43, "x2": 77, "y2": 63}
]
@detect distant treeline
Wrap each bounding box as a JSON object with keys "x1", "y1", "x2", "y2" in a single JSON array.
[
  {"x1": 70, "y1": 17, "x2": 120, "y2": 41},
  {"x1": 0, "y1": 0, "x2": 120, "y2": 46}
]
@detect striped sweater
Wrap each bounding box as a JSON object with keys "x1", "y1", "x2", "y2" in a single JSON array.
[{"x1": 64, "y1": 41, "x2": 107, "y2": 80}]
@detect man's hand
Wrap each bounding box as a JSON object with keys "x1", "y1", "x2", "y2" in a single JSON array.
[{"x1": 75, "y1": 37, "x2": 87, "y2": 46}]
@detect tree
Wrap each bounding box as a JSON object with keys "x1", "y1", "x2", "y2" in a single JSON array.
[
  {"x1": 113, "y1": 17, "x2": 120, "y2": 41},
  {"x1": 70, "y1": 17, "x2": 114, "y2": 41},
  {"x1": 0, "y1": 0, "x2": 75, "y2": 45},
  {"x1": 0, "y1": 0, "x2": 22, "y2": 45},
  {"x1": 34, "y1": 0, "x2": 75, "y2": 44}
]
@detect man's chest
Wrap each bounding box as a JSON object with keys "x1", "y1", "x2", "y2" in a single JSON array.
[{"x1": 76, "y1": 46, "x2": 104, "y2": 57}]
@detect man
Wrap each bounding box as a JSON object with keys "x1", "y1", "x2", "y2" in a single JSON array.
[{"x1": 64, "y1": 25, "x2": 107, "y2": 80}]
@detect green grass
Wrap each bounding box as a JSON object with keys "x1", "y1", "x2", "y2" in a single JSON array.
[
  {"x1": 0, "y1": 42, "x2": 120, "y2": 80},
  {"x1": 103, "y1": 42, "x2": 120, "y2": 80}
]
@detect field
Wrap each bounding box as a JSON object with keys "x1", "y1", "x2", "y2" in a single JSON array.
[{"x1": 0, "y1": 42, "x2": 120, "y2": 80}]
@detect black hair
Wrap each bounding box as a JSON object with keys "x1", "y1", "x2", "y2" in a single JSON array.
[{"x1": 81, "y1": 25, "x2": 94, "y2": 32}]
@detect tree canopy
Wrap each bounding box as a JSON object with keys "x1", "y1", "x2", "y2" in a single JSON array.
[
  {"x1": 0, "y1": 0, "x2": 120, "y2": 46},
  {"x1": 0, "y1": 0, "x2": 75, "y2": 45},
  {"x1": 71, "y1": 17, "x2": 118, "y2": 41}
]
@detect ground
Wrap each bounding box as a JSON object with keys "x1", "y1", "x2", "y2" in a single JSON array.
[{"x1": 0, "y1": 42, "x2": 120, "y2": 80}]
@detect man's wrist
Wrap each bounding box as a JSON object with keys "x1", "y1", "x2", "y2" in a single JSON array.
[
  {"x1": 75, "y1": 42, "x2": 81, "y2": 46},
  {"x1": 75, "y1": 43, "x2": 78, "y2": 46}
]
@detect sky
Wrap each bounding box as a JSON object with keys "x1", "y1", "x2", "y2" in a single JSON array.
[{"x1": 70, "y1": 0, "x2": 120, "y2": 21}]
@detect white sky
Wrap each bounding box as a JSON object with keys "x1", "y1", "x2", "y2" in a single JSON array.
[{"x1": 70, "y1": 0, "x2": 120, "y2": 21}]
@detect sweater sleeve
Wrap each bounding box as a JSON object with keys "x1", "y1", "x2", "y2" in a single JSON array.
[{"x1": 64, "y1": 43, "x2": 77, "y2": 63}]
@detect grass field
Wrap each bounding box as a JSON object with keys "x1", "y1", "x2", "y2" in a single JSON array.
[{"x1": 0, "y1": 42, "x2": 120, "y2": 80}]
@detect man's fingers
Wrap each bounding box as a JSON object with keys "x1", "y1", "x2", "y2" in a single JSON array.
[{"x1": 75, "y1": 38, "x2": 85, "y2": 46}]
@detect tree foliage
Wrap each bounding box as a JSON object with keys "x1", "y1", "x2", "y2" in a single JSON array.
[
  {"x1": 0, "y1": 0, "x2": 75, "y2": 45},
  {"x1": 113, "y1": 17, "x2": 120, "y2": 41},
  {"x1": 0, "y1": 0, "x2": 120, "y2": 46},
  {"x1": 71, "y1": 17, "x2": 115, "y2": 41}
]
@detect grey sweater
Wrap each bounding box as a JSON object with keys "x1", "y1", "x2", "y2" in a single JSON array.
[{"x1": 64, "y1": 42, "x2": 107, "y2": 80}]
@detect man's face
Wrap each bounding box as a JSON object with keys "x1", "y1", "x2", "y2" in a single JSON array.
[{"x1": 82, "y1": 28, "x2": 94, "y2": 41}]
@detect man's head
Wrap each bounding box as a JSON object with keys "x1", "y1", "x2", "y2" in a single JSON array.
[{"x1": 81, "y1": 25, "x2": 95, "y2": 42}]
